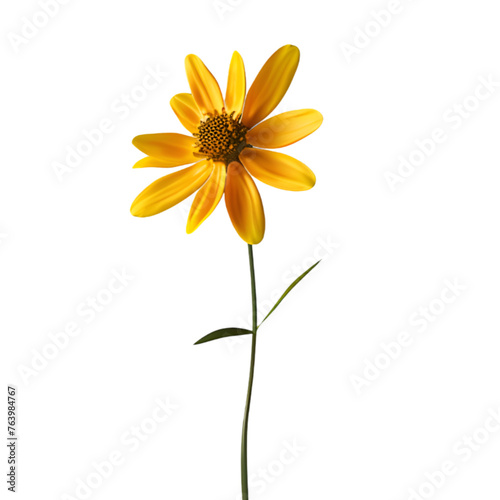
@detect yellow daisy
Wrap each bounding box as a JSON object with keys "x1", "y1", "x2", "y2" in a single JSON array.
[{"x1": 130, "y1": 44, "x2": 322, "y2": 244}]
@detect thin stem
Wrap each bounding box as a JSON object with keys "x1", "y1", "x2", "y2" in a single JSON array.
[{"x1": 241, "y1": 244, "x2": 258, "y2": 500}]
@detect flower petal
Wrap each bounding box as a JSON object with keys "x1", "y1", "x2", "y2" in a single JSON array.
[
  {"x1": 225, "y1": 162, "x2": 265, "y2": 244},
  {"x1": 242, "y1": 45, "x2": 300, "y2": 129},
  {"x1": 170, "y1": 93, "x2": 202, "y2": 134},
  {"x1": 131, "y1": 160, "x2": 212, "y2": 217},
  {"x1": 186, "y1": 161, "x2": 226, "y2": 233},
  {"x1": 132, "y1": 133, "x2": 198, "y2": 167},
  {"x1": 185, "y1": 54, "x2": 224, "y2": 116},
  {"x1": 133, "y1": 156, "x2": 187, "y2": 169},
  {"x1": 246, "y1": 109, "x2": 323, "y2": 148},
  {"x1": 239, "y1": 148, "x2": 315, "y2": 191},
  {"x1": 225, "y1": 51, "x2": 246, "y2": 117}
]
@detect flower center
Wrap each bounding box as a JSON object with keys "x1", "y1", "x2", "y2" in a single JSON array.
[{"x1": 194, "y1": 112, "x2": 248, "y2": 164}]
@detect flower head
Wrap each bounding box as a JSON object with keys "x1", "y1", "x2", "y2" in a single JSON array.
[{"x1": 130, "y1": 45, "x2": 322, "y2": 244}]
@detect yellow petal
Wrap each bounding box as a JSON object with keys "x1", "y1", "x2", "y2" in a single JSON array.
[
  {"x1": 225, "y1": 51, "x2": 246, "y2": 117},
  {"x1": 225, "y1": 162, "x2": 265, "y2": 244},
  {"x1": 170, "y1": 93, "x2": 202, "y2": 134},
  {"x1": 242, "y1": 45, "x2": 300, "y2": 129},
  {"x1": 239, "y1": 148, "x2": 315, "y2": 191},
  {"x1": 185, "y1": 54, "x2": 224, "y2": 116},
  {"x1": 131, "y1": 161, "x2": 212, "y2": 217},
  {"x1": 133, "y1": 156, "x2": 186, "y2": 168},
  {"x1": 132, "y1": 133, "x2": 198, "y2": 167},
  {"x1": 186, "y1": 161, "x2": 226, "y2": 233},
  {"x1": 246, "y1": 109, "x2": 323, "y2": 148}
]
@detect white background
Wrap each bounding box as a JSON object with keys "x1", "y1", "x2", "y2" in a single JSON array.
[{"x1": 2, "y1": 0, "x2": 500, "y2": 499}]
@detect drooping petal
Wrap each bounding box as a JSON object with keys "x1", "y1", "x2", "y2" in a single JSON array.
[
  {"x1": 170, "y1": 93, "x2": 202, "y2": 134},
  {"x1": 242, "y1": 45, "x2": 300, "y2": 129},
  {"x1": 239, "y1": 148, "x2": 315, "y2": 191},
  {"x1": 225, "y1": 51, "x2": 246, "y2": 117},
  {"x1": 225, "y1": 162, "x2": 265, "y2": 244},
  {"x1": 246, "y1": 109, "x2": 323, "y2": 148},
  {"x1": 132, "y1": 133, "x2": 198, "y2": 167},
  {"x1": 131, "y1": 160, "x2": 212, "y2": 217},
  {"x1": 186, "y1": 161, "x2": 226, "y2": 233},
  {"x1": 185, "y1": 54, "x2": 224, "y2": 116}
]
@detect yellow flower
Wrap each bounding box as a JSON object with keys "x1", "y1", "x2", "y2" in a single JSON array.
[{"x1": 130, "y1": 45, "x2": 322, "y2": 244}]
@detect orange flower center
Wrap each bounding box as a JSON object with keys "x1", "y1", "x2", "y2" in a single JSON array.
[{"x1": 194, "y1": 112, "x2": 248, "y2": 164}]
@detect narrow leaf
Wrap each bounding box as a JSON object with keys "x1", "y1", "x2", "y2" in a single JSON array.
[
  {"x1": 259, "y1": 260, "x2": 321, "y2": 328},
  {"x1": 194, "y1": 327, "x2": 253, "y2": 345}
]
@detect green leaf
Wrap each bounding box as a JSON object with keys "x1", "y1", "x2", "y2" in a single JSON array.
[
  {"x1": 259, "y1": 260, "x2": 321, "y2": 328},
  {"x1": 194, "y1": 327, "x2": 253, "y2": 345}
]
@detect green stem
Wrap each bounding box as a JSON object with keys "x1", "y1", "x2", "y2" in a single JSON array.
[{"x1": 241, "y1": 244, "x2": 258, "y2": 500}]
